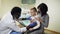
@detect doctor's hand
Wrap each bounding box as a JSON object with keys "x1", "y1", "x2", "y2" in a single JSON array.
[{"x1": 26, "y1": 26, "x2": 30, "y2": 30}]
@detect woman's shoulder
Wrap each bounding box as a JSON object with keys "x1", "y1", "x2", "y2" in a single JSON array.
[
  {"x1": 45, "y1": 14, "x2": 49, "y2": 18},
  {"x1": 43, "y1": 14, "x2": 49, "y2": 19}
]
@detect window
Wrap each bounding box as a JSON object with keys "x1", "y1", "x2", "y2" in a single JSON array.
[{"x1": 21, "y1": 0, "x2": 36, "y2": 4}]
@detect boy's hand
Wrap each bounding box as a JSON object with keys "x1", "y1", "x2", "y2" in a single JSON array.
[{"x1": 29, "y1": 28, "x2": 34, "y2": 31}]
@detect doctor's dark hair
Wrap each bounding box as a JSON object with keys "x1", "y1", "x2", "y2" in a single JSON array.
[
  {"x1": 37, "y1": 3, "x2": 48, "y2": 16},
  {"x1": 11, "y1": 7, "x2": 21, "y2": 19}
]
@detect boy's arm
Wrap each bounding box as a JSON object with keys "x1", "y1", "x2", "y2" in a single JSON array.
[
  {"x1": 32, "y1": 21, "x2": 40, "y2": 30},
  {"x1": 29, "y1": 17, "x2": 41, "y2": 30}
]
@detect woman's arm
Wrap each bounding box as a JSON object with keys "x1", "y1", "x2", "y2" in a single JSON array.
[
  {"x1": 36, "y1": 17, "x2": 43, "y2": 23},
  {"x1": 41, "y1": 15, "x2": 49, "y2": 28},
  {"x1": 36, "y1": 14, "x2": 49, "y2": 28}
]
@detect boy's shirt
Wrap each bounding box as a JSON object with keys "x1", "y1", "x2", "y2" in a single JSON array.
[{"x1": 26, "y1": 15, "x2": 40, "y2": 30}]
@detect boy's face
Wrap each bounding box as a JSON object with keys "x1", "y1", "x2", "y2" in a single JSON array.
[{"x1": 30, "y1": 10, "x2": 36, "y2": 16}]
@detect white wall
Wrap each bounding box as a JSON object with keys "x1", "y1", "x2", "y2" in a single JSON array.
[
  {"x1": 35, "y1": 0, "x2": 60, "y2": 32},
  {"x1": 0, "y1": 0, "x2": 1, "y2": 18},
  {"x1": 47, "y1": 0, "x2": 60, "y2": 32},
  {"x1": 0, "y1": 0, "x2": 34, "y2": 18},
  {"x1": 0, "y1": 0, "x2": 21, "y2": 18}
]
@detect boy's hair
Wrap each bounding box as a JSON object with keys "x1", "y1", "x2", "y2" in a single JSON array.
[
  {"x1": 30, "y1": 7, "x2": 37, "y2": 12},
  {"x1": 11, "y1": 7, "x2": 21, "y2": 19},
  {"x1": 37, "y1": 3, "x2": 48, "y2": 16}
]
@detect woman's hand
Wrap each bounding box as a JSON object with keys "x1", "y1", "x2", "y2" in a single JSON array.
[{"x1": 35, "y1": 17, "x2": 43, "y2": 23}]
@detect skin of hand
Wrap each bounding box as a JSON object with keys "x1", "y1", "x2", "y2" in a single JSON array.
[
  {"x1": 29, "y1": 28, "x2": 34, "y2": 31},
  {"x1": 35, "y1": 17, "x2": 43, "y2": 23},
  {"x1": 26, "y1": 26, "x2": 30, "y2": 30},
  {"x1": 30, "y1": 19, "x2": 35, "y2": 23}
]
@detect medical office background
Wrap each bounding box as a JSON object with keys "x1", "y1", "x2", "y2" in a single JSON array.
[{"x1": 0, "y1": 0, "x2": 60, "y2": 33}]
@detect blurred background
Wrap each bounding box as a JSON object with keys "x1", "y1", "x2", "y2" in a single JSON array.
[{"x1": 0, "y1": 0, "x2": 60, "y2": 34}]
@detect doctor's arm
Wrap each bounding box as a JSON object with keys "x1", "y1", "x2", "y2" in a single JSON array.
[
  {"x1": 19, "y1": 16, "x2": 31, "y2": 20},
  {"x1": 7, "y1": 23, "x2": 27, "y2": 32}
]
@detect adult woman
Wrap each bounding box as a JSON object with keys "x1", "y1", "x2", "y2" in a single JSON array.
[{"x1": 29, "y1": 3, "x2": 49, "y2": 34}]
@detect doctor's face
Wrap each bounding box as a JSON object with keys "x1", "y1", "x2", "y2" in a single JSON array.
[{"x1": 14, "y1": 13, "x2": 20, "y2": 19}]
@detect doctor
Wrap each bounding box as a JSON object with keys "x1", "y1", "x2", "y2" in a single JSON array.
[{"x1": 0, "y1": 7, "x2": 28, "y2": 34}]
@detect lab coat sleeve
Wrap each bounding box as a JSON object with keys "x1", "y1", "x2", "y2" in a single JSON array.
[{"x1": 7, "y1": 22, "x2": 27, "y2": 32}]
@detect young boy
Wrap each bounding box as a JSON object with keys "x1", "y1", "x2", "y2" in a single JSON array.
[
  {"x1": 29, "y1": 7, "x2": 40, "y2": 30},
  {"x1": 25, "y1": 7, "x2": 41, "y2": 31}
]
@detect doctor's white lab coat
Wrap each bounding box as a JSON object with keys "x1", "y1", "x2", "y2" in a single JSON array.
[{"x1": 0, "y1": 12, "x2": 27, "y2": 34}]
